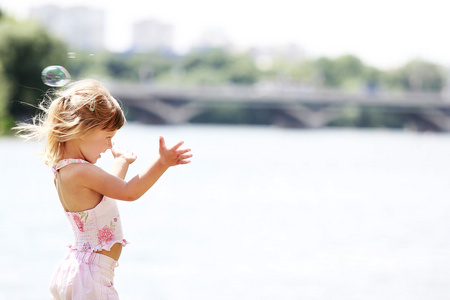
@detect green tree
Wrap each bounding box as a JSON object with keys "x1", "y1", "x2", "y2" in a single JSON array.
[
  {"x1": 364, "y1": 66, "x2": 383, "y2": 93},
  {"x1": 0, "y1": 59, "x2": 13, "y2": 134},
  {"x1": 0, "y1": 15, "x2": 68, "y2": 125},
  {"x1": 64, "y1": 51, "x2": 104, "y2": 79},
  {"x1": 130, "y1": 52, "x2": 174, "y2": 82},
  {"x1": 313, "y1": 54, "x2": 368, "y2": 89},
  {"x1": 226, "y1": 54, "x2": 259, "y2": 84},
  {"x1": 179, "y1": 48, "x2": 230, "y2": 85},
  {"x1": 179, "y1": 48, "x2": 259, "y2": 85},
  {"x1": 334, "y1": 55, "x2": 365, "y2": 79},
  {"x1": 384, "y1": 59, "x2": 446, "y2": 92},
  {"x1": 290, "y1": 60, "x2": 316, "y2": 83},
  {"x1": 183, "y1": 48, "x2": 231, "y2": 71},
  {"x1": 313, "y1": 56, "x2": 341, "y2": 87}
]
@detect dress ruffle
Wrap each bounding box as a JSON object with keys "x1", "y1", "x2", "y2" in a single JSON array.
[{"x1": 68, "y1": 239, "x2": 129, "y2": 252}]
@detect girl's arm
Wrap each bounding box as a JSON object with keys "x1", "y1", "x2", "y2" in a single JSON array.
[
  {"x1": 110, "y1": 144, "x2": 137, "y2": 180},
  {"x1": 79, "y1": 136, "x2": 192, "y2": 201}
]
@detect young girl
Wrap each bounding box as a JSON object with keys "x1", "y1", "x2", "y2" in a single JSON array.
[{"x1": 15, "y1": 79, "x2": 192, "y2": 299}]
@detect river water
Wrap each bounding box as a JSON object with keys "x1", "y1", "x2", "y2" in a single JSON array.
[{"x1": 1, "y1": 124, "x2": 450, "y2": 299}]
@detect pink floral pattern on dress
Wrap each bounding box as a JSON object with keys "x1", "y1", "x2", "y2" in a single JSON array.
[
  {"x1": 73, "y1": 214, "x2": 85, "y2": 232},
  {"x1": 98, "y1": 225, "x2": 115, "y2": 245},
  {"x1": 72, "y1": 211, "x2": 88, "y2": 232},
  {"x1": 82, "y1": 242, "x2": 92, "y2": 251}
]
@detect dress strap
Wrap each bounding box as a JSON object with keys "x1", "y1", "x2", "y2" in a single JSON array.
[{"x1": 52, "y1": 159, "x2": 90, "y2": 176}]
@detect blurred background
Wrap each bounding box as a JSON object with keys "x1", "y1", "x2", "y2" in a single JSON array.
[{"x1": 1, "y1": 0, "x2": 450, "y2": 299}]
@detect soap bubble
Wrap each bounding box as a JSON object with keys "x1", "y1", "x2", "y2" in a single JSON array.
[
  {"x1": 41, "y1": 65, "x2": 71, "y2": 87},
  {"x1": 67, "y1": 52, "x2": 76, "y2": 59}
]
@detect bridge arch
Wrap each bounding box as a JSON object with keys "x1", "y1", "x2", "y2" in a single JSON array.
[{"x1": 106, "y1": 81, "x2": 450, "y2": 131}]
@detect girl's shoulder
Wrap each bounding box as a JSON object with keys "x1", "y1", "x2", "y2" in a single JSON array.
[
  {"x1": 53, "y1": 158, "x2": 101, "y2": 177},
  {"x1": 55, "y1": 160, "x2": 108, "y2": 190},
  {"x1": 52, "y1": 158, "x2": 90, "y2": 175},
  {"x1": 54, "y1": 158, "x2": 90, "y2": 169}
]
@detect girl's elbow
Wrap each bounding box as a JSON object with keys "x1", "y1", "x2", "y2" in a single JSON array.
[
  {"x1": 128, "y1": 196, "x2": 140, "y2": 202},
  {"x1": 125, "y1": 191, "x2": 142, "y2": 201},
  {"x1": 121, "y1": 184, "x2": 142, "y2": 201}
]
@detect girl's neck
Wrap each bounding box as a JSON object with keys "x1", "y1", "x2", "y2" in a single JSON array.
[{"x1": 61, "y1": 140, "x2": 85, "y2": 160}]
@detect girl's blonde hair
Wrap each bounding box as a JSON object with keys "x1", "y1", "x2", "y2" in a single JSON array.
[{"x1": 15, "y1": 79, "x2": 126, "y2": 166}]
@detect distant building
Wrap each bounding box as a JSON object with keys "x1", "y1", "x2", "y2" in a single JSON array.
[
  {"x1": 191, "y1": 26, "x2": 233, "y2": 51},
  {"x1": 29, "y1": 5, "x2": 105, "y2": 51},
  {"x1": 132, "y1": 19, "x2": 174, "y2": 53}
]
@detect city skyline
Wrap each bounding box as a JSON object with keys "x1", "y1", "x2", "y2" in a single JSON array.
[{"x1": 2, "y1": 0, "x2": 449, "y2": 69}]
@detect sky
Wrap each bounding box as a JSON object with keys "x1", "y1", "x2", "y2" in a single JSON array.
[{"x1": 1, "y1": 0, "x2": 450, "y2": 69}]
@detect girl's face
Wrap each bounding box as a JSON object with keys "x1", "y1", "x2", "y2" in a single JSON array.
[{"x1": 79, "y1": 129, "x2": 117, "y2": 163}]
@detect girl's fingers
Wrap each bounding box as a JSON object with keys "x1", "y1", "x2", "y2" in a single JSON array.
[
  {"x1": 177, "y1": 148, "x2": 191, "y2": 155},
  {"x1": 159, "y1": 136, "x2": 166, "y2": 149},
  {"x1": 179, "y1": 154, "x2": 193, "y2": 160},
  {"x1": 178, "y1": 159, "x2": 191, "y2": 164},
  {"x1": 171, "y1": 140, "x2": 184, "y2": 151},
  {"x1": 159, "y1": 138, "x2": 192, "y2": 165},
  {"x1": 178, "y1": 153, "x2": 193, "y2": 164}
]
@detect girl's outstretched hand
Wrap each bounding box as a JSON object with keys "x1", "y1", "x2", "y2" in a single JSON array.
[
  {"x1": 111, "y1": 143, "x2": 137, "y2": 165},
  {"x1": 159, "y1": 136, "x2": 192, "y2": 167}
]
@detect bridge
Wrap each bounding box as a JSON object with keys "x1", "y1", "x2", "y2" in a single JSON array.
[{"x1": 105, "y1": 81, "x2": 450, "y2": 131}]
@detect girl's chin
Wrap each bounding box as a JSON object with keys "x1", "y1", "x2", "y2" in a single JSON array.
[{"x1": 86, "y1": 156, "x2": 99, "y2": 164}]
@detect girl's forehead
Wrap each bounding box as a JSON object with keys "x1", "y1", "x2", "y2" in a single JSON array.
[
  {"x1": 90, "y1": 128, "x2": 117, "y2": 136},
  {"x1": 102, "y1": 129, "x2": 117, "y2": 136}
]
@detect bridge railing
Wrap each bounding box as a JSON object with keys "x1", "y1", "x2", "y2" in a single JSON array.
[
  {"x1": 105, "y1": 81, "x2": 449, "y2": 107},
  {"x1": 103, "y1": 81, "x2": 450, "y2": 131}
]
